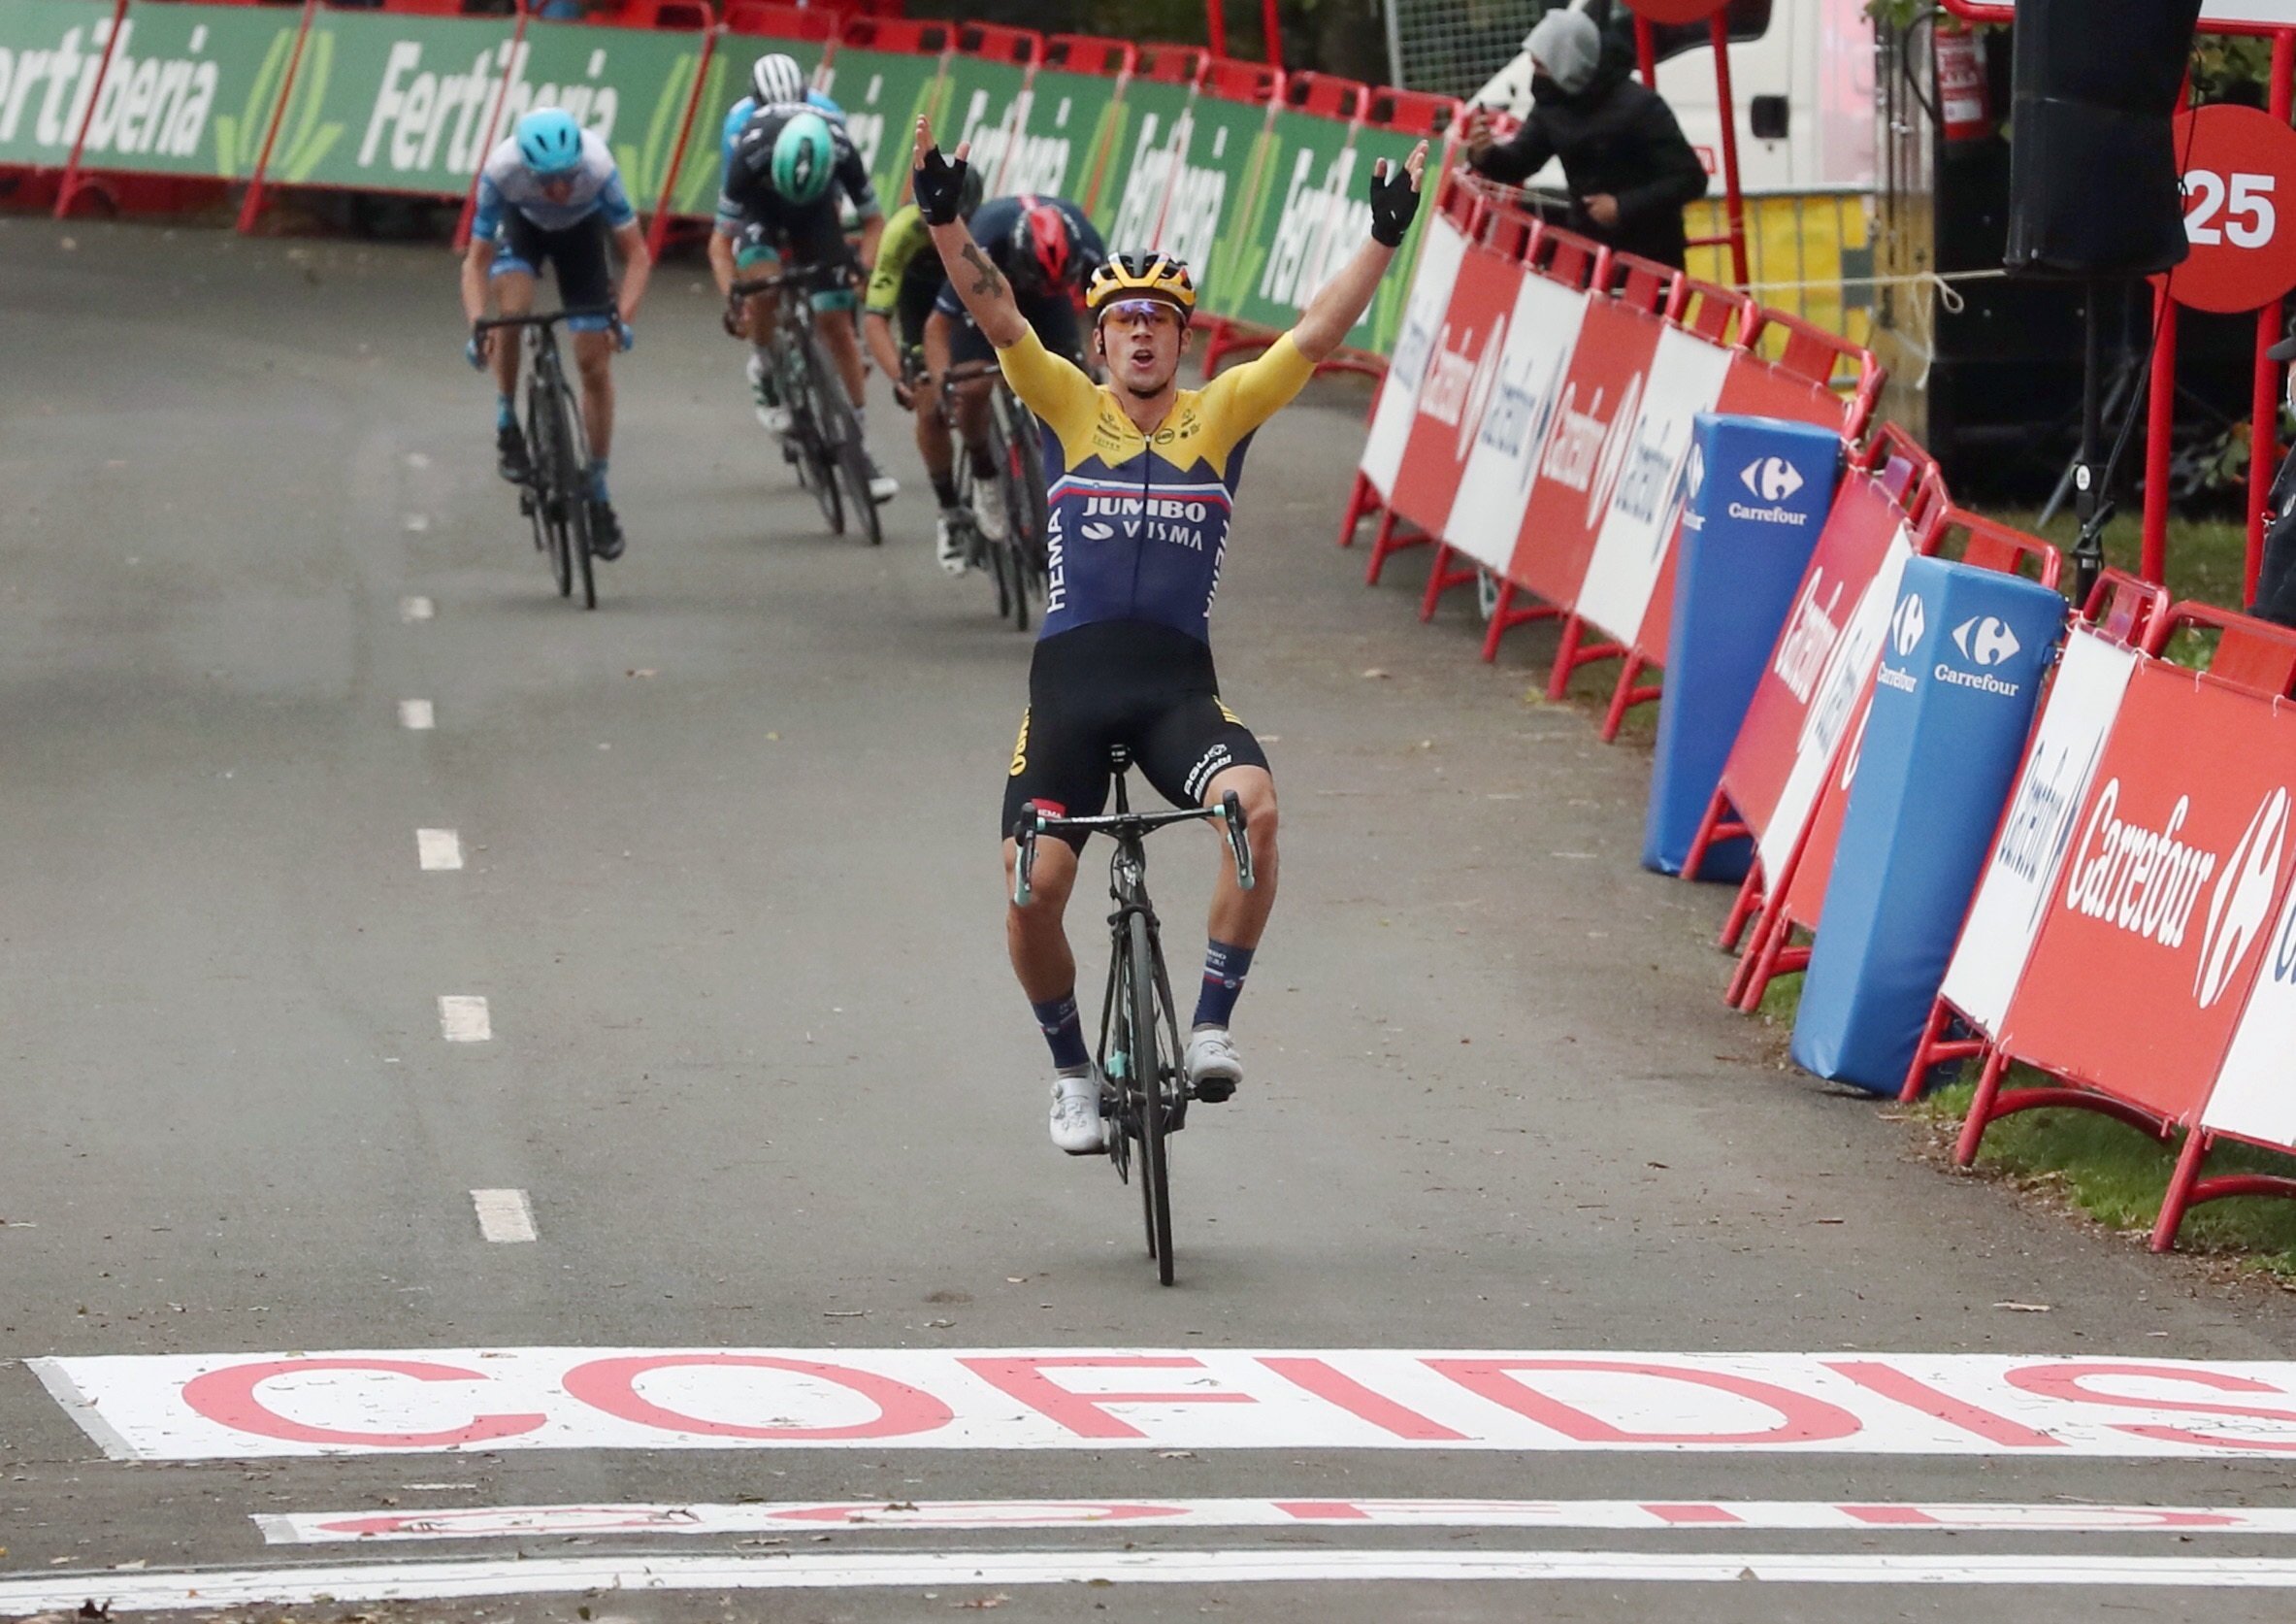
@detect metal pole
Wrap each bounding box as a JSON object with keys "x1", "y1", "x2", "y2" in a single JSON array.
[
  {"x1": 1261, "y1": 0, "x2": 1282, "y2": 68},
  {"x1": 234, "y1": 0, "x2": 320, "y2": 235},
  {"x1": 2072, "y1": 284, "x2": 2108, "y2": 605},
  {"x1": 1635, "y1": 16, "x2": 1656, "y2": 86},
  {"x1": 52, "y1": 0, "x2": 131, "y2": 220},
  {"x1": 1707, "y1": 9, "x2": 1749, "y2": 285},
  {"x1": 2249, "y1": 29, "x2": 2295, "y2": 606},
  {"x1": 2143, "y1": 286, "x2": 2179, "y2": 586},
  {"x1": 1205, "y1": 0, "x2": 1229, "y2": 57}
]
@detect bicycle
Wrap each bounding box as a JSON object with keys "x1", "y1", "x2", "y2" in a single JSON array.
[
  {"x1": 940, "y1": 357, "x2": 1051, "y2": 634},
  {"x1": 475, "y1": 307, "x2": 604, "y2": 610},
  {"x1": 1012, "y1": 749, "x2": 1253, "y2": 1285},
  {"x1": 729, "y1": 266, "x2": 882, "y2": 548}
]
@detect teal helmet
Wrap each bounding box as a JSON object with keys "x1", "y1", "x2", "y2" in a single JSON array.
[
  {"x1": 771, "y1": 109, "x2": 836, "y2": 206},
  {"x1": 514, "y1": 108, "x2": 583, "y2": 177}
]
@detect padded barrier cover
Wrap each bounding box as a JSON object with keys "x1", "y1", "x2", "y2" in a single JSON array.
[{"x1": 1790, "y1": 555, "x2": 2068, "y2": 1091}]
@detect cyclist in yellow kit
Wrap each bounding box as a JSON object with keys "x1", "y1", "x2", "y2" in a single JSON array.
[{"x1": 909, "y1": 116, "x2": 1427, "y2": 1153}]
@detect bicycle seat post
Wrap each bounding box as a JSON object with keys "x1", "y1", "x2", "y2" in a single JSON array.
[{"x1": 1108, "y1": 745, "x2": 1132, "y2": 816}]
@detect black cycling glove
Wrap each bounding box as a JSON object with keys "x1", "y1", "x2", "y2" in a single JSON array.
[
  {"x1": 914, "y1": 143, "x2": 970, "y2": 227},
  {"x1": 1368, "y1": 157, "x2": 1422, "y2": 249}
]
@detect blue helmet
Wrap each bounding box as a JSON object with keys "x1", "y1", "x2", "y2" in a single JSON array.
[{"x1": 515, "y1": 108, "x2": 584, "y2": 177}]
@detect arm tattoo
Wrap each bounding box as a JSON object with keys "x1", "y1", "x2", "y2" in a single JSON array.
[{"x1": 960, "y1": 243, "x2": 1005, "y2": 300}]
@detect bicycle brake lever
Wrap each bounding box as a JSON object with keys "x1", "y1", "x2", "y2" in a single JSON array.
[
  {"x1": 1013, "y1": 815, "x2": 1039, "y2": 907},
  {"x1": 1221, "y1": 791, "x2": 1254, "y2": 892}
]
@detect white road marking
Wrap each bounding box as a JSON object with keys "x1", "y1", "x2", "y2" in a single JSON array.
[
  {"x1": 399, "y1": 700, "x2": 435, "y2": 731},
  {"x1": 438, "y1": 997, "x2": 490, "y2": 1043},
  {"x1": 471, "y1": 1190, "x2": 536, "y2": 1244},
  {"x1": 416, "y1": 829, "x2": 463, "y2": 871},
  {"x1": 16, "y1": 1548, "x2": 2296, "y2": 1612},
  {"x1": 41, "y1": 1347, "x2": 2296, "y2": 1462},
  {"x1": 256, "y1": 1497, "x2": 2296, "y2": 1545},
  {"x1": 400, "y1": 596, "x2": 435, "y2": 621}
]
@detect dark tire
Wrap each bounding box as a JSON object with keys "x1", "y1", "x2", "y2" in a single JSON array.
[
  {"x1": 1129, "y1": 909, "x2": 1175, "y2": 1284},
  {"x1": 527, "y1": 381, "x2": 574, "y2": 599},
  {"x1": 999, "y1": 390, "x2": 1050, "y2": 630},
  {"x1": 806, "y1": 328, "x2": 880, "y2": 547},
  {"x1": 556, "y1": 380, "x2": 598, "y2": 611}
]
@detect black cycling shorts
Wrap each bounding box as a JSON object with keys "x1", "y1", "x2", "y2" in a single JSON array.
[
  {"x1": 735, "y1": 200, "x2": 862, "y2": 304},
  {"x1": 951, "y1": 291, "x2": 1083, "y2": 369},
  {"x1": 493, "y1": 213, "x2": 615, "y2": 319},
  {"x1": 1001, "y1": 620, "x2": 1271, "y2": 849},
  {"x1": 895, "y1": 267, "x2": 943, "y2": 354}
]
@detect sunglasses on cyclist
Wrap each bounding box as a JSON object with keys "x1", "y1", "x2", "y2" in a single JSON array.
[{"x1": 1099, "y1": 298, "x2": 1184, "y2": 330}]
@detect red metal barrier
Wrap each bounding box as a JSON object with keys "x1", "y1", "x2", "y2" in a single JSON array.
[
  {"x1": 1283, "y1": 69, "x2": 1364, "y2": 120},
  {"x1": 1044, "y1": 33, "x2": 1134, "y2": 75},
  {"x1": 1364, "y1": 85, "x2": 1458, "y2": 139},
  {"x1": 839, "y1": 14, "x2": 947, "y2": 52},
  {"x1": 722, "y1": 1, "x2": 838, "y2": 42},
  {"x1": 954, "y1": 20, "x2": 1040, "y2": 64},
  {"x1": 1197, "y1": 53, "x2": 1281, "y2": 102},
  {"x1": 1135, "y1": 44, "x2": 1206, "y2": 83}
]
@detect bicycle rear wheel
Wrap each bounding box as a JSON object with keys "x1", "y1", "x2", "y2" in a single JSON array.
[
  {"x1": 998, "y1": 390, "x2": 1050, "y2": 631},
  {"x1": 1128, "y1": 909, "x2": 1175, "y2": 1284},
  {"x1": 806, "y1": 329, "x2": 881, "y2": 547}
]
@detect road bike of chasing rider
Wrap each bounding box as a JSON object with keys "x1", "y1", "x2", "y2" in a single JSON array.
[
  {"x1": 927, "y1": 194, "x2": 1103, "y2": 570},
  {"x1": 709, "y1": 94, "x2": 898, "y2": 505},
  {"x1": 718, "y1": 51, "x2": 852, "y2": 425},
  {"x1": 911, "y1": 116, "x2": 1427, "y2": 1154},
  {"x1": 462, "y1": 108, "x2": 650, "y2": 559}
]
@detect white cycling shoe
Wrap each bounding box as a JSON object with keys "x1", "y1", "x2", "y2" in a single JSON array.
[
  {"x1": 1186, "y1": 1027, "x2": 1243, "y2": 1103},
  {"x1": 971, "y1": 478, "x2": 1010, "y2": 545},
  {"x1": 1049, "y1": 1071, "x2": 1108, "y2": 1155},
  {"x1": 866, "y1": 456, "x2": 901, "y2": 505},
  {"x1": 760, "y1": 404, "x2": 794, "y2": 437},
  {"x1": 935, "y1": 510, "x2": 968, "y2": 576}
]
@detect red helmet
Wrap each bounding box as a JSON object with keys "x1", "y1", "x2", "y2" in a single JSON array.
[{"x1": 1007, "y1": 197, "x2": 1073, "y2": 294}]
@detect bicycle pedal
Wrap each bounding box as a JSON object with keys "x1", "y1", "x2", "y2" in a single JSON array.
[{"x1": 1192, "y1": 1077, "x2": 1235, "y2": 1105}]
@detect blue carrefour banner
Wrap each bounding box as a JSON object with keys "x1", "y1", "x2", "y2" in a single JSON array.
[
  {"x1": 1644, "y1": 415, "x2": 1843, "y2": 878},
  {"x1": 1791, "y1": 555, "x2": 2069, "y2": 1092}
]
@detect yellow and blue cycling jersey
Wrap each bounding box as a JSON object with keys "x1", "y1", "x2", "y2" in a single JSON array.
[{"x1": 997, "y1": 326, "x2": 1316, "y2": 646}]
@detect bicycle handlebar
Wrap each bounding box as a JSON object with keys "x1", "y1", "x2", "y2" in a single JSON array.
[
  {"x1": 473, "y1": 307, "x2": 612, "y2": 334},
  {"x1": 1012, "y1": 790, "x2": 1253, "y2": 907},
  {"x1": 729, "y1": 263, "x2": 855, "y2": 303}
]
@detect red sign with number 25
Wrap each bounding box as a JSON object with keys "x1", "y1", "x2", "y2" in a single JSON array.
[{"x1": 2171, "y1": 104, "x2": 2296, "y2": 314}]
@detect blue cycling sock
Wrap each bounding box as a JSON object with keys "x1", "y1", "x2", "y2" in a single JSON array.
[
  {"x1": 588, "y1": 458, "x2": 609, "y2": 503},
  {"x1": 1032, "y1": 992, "x2": 1091, "y2": 1073},
  {"x1": 1192, "y1": 940, "x2": 1255, "y2": 1030},
  {"x1": 495, "y1": 395, "x2": 516, "y2": 432}
]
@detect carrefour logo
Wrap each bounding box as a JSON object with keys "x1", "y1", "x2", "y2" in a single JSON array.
[
  {"x1": 1952, "y1": 615, "x2": 2022, "y2": 669},
  {"x1": 1889, "y1": 592, "x2": 1926, "y2": 659},
  {"x1": 1741, "y1": 456, "x2": 1804, "y2": 503},
  {"x1": 2195, "y1": 788, "x2": 2291, "y2": 1009}
]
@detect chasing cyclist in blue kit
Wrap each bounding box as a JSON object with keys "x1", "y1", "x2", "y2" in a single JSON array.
[{"x1": 460, "y1": 107, "x2": 650, "y2": 559}]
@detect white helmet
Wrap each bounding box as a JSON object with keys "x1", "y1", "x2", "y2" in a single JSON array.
[{"x1": 752, "y1": 52, "x2": 806, "y2": 107}]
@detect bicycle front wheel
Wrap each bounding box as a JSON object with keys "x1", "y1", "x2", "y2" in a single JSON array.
[
  {"x1": 527, "y1": 376, "x2": 574, "y2": 599},
  {"x1": 1129, "y1": 909, "x2": 1175, "y2": 1284},
  {"x1": 557, "y1": 380, "x2": 599, "y2": 611}
]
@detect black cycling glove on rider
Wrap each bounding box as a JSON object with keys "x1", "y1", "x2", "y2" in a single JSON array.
[
  {"x1": 1368, "y1": 158, "x2": 1422, "y2": 249},
  {"x1": 914, "y1": 143, "x2": 971, "y2": 228}
]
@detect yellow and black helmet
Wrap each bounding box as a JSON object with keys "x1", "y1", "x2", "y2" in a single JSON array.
[{"x1": 1086, "y1": 252, "x2": 1197, "y2": 323}]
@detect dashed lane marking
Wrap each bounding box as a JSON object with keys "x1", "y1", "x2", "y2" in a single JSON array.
[
  {"x1": 14, "y1": 1548, "x2": 2296, "y2": 1611},
  {"x1": 471, "y1": 1189, "x2": 536, "y2": 1243},
  {"x1": 255, "y1": 1497, "x2": 2296, "y2": 1544},
  {"x1": 399, "y1": 700, "x2": 435, "y2": 731},
  {"x1": 438, "y1": 996, "x2": 490, "y2": 1043},
  {"x1": 417, "y1": 828, "x2": 463, "y2": 871},
  {"x1": 400, "y1": 596, "x2": 435, "y2": 622}
]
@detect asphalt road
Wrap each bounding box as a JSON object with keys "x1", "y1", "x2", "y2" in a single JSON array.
[{"x1": 5, "y1": 215, "x2": 2296, "y2": 1621}]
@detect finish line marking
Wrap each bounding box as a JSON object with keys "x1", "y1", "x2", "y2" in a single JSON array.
[
  {"x1": 39, "y1": 1347, "x2": 2296, "y2": 1461},
  {"x1": 416, "y1": 829, "x2": 463, "y2": 871},
  {"x1": 438, "y1": 996, "x2": 490, "y2": 1043},
  {"x1": 255, "y1": 1497, "x2": 2296, "y2": 1545},
  {"x1": 398, "y1": 699, "x2": 435, "y2": 730},
  {"x1": 470, "y1": 1190, "x2": 535, "y2": 1244},
  {"x1": 17, "y1": 1548, "x2": 2296, "y2": 1611}
]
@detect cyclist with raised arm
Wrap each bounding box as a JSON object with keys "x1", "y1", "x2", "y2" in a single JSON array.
[
  {"x1": 461, "y1": 107, "x2": 650, "y2": 559},
  {"x1": 910, "y1": 116, "x2": 1427, "y2": 1153},
  {"x1": 862, "y1": 167, "x2": 985, "y2": 574},
  {"x1": 710, "y1": 101, "x2": 898, "y2": 504},
  {"x1": 925, "y1": 193, "x2": 1102, "y2": 557},
  {"x1": 720, "y1": 52, "x2": 850, "y2": 425}
]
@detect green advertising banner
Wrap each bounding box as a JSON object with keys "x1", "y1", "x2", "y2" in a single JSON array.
[
  {"x1": 0, "y1": 0, "x2": 304, "y2": 179},
  {"x1": 506, "y1": 18, "x2": 704, "y2": 212},
  {"x1": 1216, "y1": 108, "x2": 1361, "y2": 335},
  {"x1": 1158, "y1": 93, "x2": 1274, "y2": 316},
  {"x1": 928, "y1": 51, "x2": 1027, "y2": 192},
  {"x1": 1088, "y1": 75, "x2": 1190, "y2": 248},
  {"x1": 1004, "y1": 66, "x2": 1122, "y2": 207},
  {"x1": 663, "y1": 35, "x2": 830, "y2": 219},
  {"x1": 816, "y1": 44, "x2": 944, "y2": 209},
  {"x1": 258, "y1": 9, "x2": 511, "y2": 195}
]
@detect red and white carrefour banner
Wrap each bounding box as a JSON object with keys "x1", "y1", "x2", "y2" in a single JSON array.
[
  {"x1": 1995, "y1": 660, "x2": 2296, "y2": 1124},
  {"x1": 1936, "y1": 625, "x2": 2143, "y2": 1036},
  {"x1": 1356, "y1": 209, "x2": 1469, "y2": 500},
  {"x1": 44, "y1": 1346, "x2": 2296, "y2": 1460},
  {"x1": 2205, "y1": 872, "x2": 2296, "y2": 1146},
  {"x1": 1382, "y1": 225, "x2": 1525, "y2": 539},
  {"x1": 1501, "y1": 291, "x2": 1664, "y2": 610},
  {"x1": 1441, "y1": 264, "x2": 1589, "y2": 574},
  {"x1": 1571, "y1": 325, "x2": 1736, "y2": 647}
]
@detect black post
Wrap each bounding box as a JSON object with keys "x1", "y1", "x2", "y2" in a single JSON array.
[{"x1": 2072, "y1": 282, "x2": 2110, "y2": 606}]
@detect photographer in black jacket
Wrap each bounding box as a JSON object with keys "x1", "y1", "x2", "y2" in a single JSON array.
[{"x1": 1460, "y1": 8, "x2": 1709, "y2": 270}]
